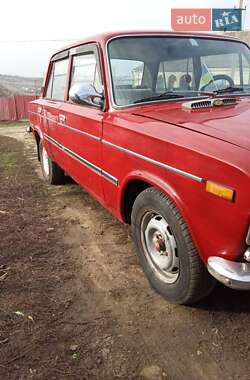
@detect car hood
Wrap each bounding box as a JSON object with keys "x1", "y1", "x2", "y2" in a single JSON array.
[{"x1": 133, "y1": 98, "x2": 250, "y2": 151}]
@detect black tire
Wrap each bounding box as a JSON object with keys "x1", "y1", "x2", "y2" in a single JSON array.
[
  {"x1": 131, "y1": 187, "x2": 215, "y2": 305},
  {"x1": 39, "y1": 140, "x2": 66, "y2": 185}
]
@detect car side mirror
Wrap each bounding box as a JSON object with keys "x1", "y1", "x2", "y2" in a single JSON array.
[{"x1": 69, "y1": 84, "x2": 104, "y2": 108}]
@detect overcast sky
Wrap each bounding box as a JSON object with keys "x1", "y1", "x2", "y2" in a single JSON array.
[{"x1": 0, "y1": 0, "x2": 249, "y2": 77}]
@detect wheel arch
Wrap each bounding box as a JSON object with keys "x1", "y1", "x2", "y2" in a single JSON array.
[
  {"x1": 119, "y1": 171, "x2": 207, "y2": 268},
  {"x1": 33, "y1": 126, "x2": 43, "y2": 161},
  {"x1": 119, "y1": 171, "x2": 189, "y2": 226}
]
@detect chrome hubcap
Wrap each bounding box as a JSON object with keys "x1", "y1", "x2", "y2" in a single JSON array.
[
  {"x1": 42, "y1": 146, "x2": 50, "y2": 177},
  {"x1": 142, "y1": 212, "x2": 179, "y2": 283}
]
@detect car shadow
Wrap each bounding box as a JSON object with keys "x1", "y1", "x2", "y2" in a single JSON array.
[
  {"x1": 64, "y1": 176, "x2": 76, "y2": 184},
  {"x1": 195, "y1": 284, "x2": 250, "y2": 312}
]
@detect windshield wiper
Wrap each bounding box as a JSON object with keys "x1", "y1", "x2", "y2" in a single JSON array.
[
  {"x1": 134, "y1": 91, "x2": 185, "y2": 104},
  {"x1": 133, "y1": 89, "x2": 217, "y2": 104},
  {"x1": 214, "y1": 86, "x2": 244, "y2": 94},
  {"x1": 133, "y1": 86, "x2": 244, "y2": 104}
]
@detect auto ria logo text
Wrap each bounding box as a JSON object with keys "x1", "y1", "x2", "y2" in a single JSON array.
[{"x1": 171, "y1": 8, "x2": 242, "y2": 32}]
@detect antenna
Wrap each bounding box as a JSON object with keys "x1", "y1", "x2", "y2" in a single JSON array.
[{"x1": 238, "y1": 0, "x2": 247, "y2": 9}]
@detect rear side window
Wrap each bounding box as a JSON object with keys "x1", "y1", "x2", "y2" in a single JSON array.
[
  {"x1": 70, "y1": 53, "x2": 102, "y2": 93},
  {"x1": 45, "y1": 58, "x2": 69, "y2": 101}
]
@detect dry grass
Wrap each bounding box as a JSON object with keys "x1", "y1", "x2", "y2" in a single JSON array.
[{"x1": 0, "y1": 121, "x2": 28, "y2": 128}]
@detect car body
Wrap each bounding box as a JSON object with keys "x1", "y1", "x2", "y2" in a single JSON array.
[{"x1": 29, "y1": 31, "x2": 250, "y2": 304}]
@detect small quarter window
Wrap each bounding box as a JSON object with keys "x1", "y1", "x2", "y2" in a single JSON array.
[{"x1": 45, "y1": 66, "x2": 53, "y2": 99}]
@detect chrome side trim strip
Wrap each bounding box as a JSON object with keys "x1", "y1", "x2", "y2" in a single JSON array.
[
  {"x1": 44, "y1": 133, "x2": 100, "y2": 173},
  {"x1": 29, "y1": 111, "x2": 55, "y2": 123},
  {"x1": 101, "y1": 169, "x2": 119, "y2": 185},
  {"x1": 44, "y1": 134, "x2": 118, "y2": 186},
  {"x1": 29, "y1": 110, "x2": 100, "y2": 142},
  {"x1": 31, "y1": 112, "x2": 203, "y2": 183},
  {"x1": 29, "y1": 110, "x2": 38, "y2": 116},
  {"x1": 102, "y1": 139, "x2": 204, "y2": 183},
  {"x1": 45, "y1": 116, "x2": 56, "y2": 123},
  {"x1": 58, "y1": 122, "x2": 101, "y2": 141}
]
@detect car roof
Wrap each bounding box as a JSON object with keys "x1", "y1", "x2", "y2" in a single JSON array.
[{"x1": 51, "y1": 30, "x2": 241, "y2": 59}]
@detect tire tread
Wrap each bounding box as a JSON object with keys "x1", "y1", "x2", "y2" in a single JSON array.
[
  {"x1": 131, "y1": 187, "x2": 215, "y2": 305},
  {"x1": 39, "y1": 141, "x2": 66, "y2": 185}
]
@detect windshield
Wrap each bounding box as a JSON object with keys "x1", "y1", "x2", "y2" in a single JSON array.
[{"x1": 107, "y1": 36, "x2": 250, "y2": 106}]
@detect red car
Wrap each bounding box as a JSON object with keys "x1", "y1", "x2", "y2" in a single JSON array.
[{"x1": 29, "y1": 31, "x2": 250, "y2": 304}]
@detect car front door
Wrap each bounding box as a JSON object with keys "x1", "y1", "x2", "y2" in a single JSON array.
[{"x1": 57, "y1": 44, "x2": 104, "y2": 203}]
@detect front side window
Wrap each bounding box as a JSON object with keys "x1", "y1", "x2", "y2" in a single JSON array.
[
  {"x1": 108, "y1": 36, "x2": 250, "y2": 106},
  {"x1": 70, "y1": 53, "x2": 102, "y2": 94}
]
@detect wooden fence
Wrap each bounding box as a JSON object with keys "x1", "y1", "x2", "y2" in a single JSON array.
[{"x1": 0, "y1": 95, "x2": 37, "y2": 121}]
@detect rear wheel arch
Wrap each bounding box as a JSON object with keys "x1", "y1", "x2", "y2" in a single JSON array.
[{"x1": 33, "y1": 128, "x2": 42, "y2": 161}]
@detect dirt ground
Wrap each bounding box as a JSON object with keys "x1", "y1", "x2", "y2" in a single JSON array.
[{"x1": 0, "y1": 122, "x2": 250, "y2": 380}]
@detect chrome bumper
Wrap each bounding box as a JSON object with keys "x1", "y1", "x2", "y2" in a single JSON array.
[{"x1": 207, "y1": 249, "x2": 250, "y2": 290}]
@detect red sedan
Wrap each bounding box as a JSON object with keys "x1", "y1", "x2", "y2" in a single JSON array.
[{"x1": 29, "y1": 31, "x2": 250, "y2": 304}]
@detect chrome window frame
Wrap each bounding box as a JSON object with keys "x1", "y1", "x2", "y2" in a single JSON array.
[{"x1": 68, "y1": 42, "x2": 105, "y2": 109}]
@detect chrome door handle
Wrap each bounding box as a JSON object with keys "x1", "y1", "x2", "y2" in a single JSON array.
[
  {"x1": 58, "y1": 114, "x2": 66, "y2": 123},
  {"x1": 37, "y1": 106, "x2": 43, "y2": 114}
]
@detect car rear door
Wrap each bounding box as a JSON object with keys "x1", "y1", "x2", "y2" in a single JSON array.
[
  {"x1": 42, "y1": 52, "x2": 70, "y2": 166},
  {"x1": 58, "y1": 44, "x2": 104, "y2": 202}
]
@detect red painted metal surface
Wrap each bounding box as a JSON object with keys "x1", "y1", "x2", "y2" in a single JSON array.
[{"x1": 28, "y1": 31, "x2": 250, "y2": 266}]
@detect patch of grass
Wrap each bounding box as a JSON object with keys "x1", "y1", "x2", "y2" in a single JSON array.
[
  {"x1": 0, "y1": 152, "x2": 18, "y2": 170},
  {"x1": 0, "y1": 121, "x2": 28, "y2": 128}
]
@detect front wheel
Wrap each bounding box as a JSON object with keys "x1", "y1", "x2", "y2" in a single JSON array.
[
  {"x1": 131, "y1": 187, "x2": 215, "y2": 305},
  {"x1": 39, "y1": 141, "x2": 66, "y2": 185}
]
